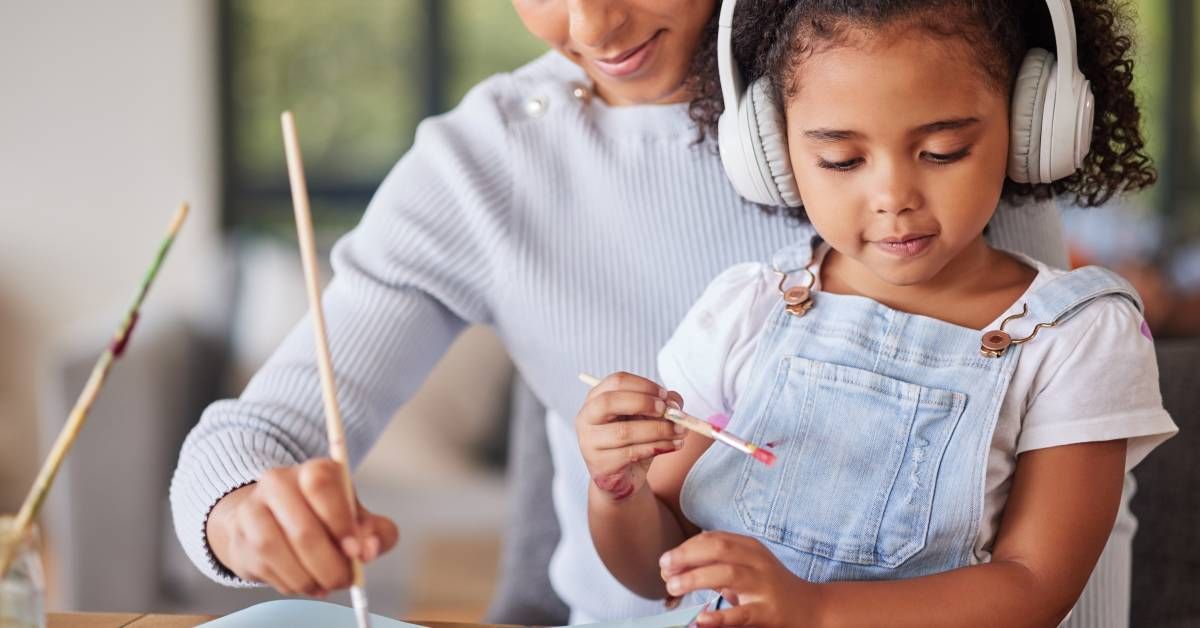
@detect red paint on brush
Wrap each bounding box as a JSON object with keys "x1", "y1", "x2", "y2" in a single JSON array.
[
  {"x1": 753, "y1": 448, "x2": 777, "y2": 467},
  {"x1": 110, "y1": 312, "x2": 140, "y2": 357}
]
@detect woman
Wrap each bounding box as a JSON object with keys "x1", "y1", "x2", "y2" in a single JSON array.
[{"x1": 171, "y1": 1, "x2": 1121, "y2": 624}]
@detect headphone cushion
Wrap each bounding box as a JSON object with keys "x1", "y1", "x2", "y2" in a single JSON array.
[
  {"x1": 748, "y1": 77, "x2": 803, "y2": 207},
  {"x1": 1008, "y1": 48, "x2": 1055, "y2": 184}
]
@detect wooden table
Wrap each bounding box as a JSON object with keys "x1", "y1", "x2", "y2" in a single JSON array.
[
  {"x1": 48, "y1": 613, "x2": 213, "y2": 627},
  {"x1": 48, "y1": 613, "x2": 516, "y2": 628}
]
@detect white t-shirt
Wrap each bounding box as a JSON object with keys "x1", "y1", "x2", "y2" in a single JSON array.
[{"x1": 658, "y1": 248, "x2": 1178, "y2": 564}]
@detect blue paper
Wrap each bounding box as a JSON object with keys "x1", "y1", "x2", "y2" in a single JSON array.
[
  {"x1": 198, "y1": 599, "x2": 423, "y2": 628},
  {"x1": 561, "y1": 601, "x2": 714, "y2": 628}
]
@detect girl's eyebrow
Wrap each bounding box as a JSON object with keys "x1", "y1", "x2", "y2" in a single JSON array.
[
  {"x1": 913, "y1": 117, "x2": 980, "y2": 135},
  {"x1": 801, "y1": 117, "x2": 981, "y2": 143}
]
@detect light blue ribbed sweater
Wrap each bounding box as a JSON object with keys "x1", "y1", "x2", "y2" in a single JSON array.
[{"x1": 172, "y1": 51, "x2": 1131, "y2": 624}]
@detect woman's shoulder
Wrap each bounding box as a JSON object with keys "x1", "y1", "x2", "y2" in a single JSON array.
[{"x1": 455, "y1": 51, "x2": 589, "y2": 127}]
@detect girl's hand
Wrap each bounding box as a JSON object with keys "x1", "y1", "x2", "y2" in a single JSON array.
[
  {"x1": 659, "y1": 531, "x2": 822, "y2": 627},
  {"x1": 205, "y1": 459, "x2": 399, "y2": 597},
  {"x1": 576, "y1": 371, "x2": 687, "y2": 502}
]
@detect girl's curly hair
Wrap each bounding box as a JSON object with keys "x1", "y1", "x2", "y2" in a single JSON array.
[{"x1": 684, "y1": 0, "x2": 1156, "y2": 219}]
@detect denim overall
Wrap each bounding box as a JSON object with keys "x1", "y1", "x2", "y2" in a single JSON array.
[{"x1": 681, "y1": 238, "x2": 1141, "y2": 583}]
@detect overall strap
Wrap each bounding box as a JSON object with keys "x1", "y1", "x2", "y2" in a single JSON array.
[
  {"x1": 770, "y1": 235, "x2": 823, "y2": 274},
  {"x1": 1022, "y1": 265, "x2": 1143, "y2": 328}
]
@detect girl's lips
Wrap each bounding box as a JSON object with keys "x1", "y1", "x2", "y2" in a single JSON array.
[
  {"x1": 873, "y1": 234, "x2": 935, "y2": 258},
  {"x1": 591, "y1": 31, "x2": 662, "y2": 78}
]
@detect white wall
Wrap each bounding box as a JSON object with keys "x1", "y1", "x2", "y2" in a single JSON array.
[{"x1": 0, "y1": 1, "x2": 222, "y2": 511}]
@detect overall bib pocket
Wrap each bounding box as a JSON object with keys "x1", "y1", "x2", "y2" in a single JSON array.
[{"x1": 734, "y1": 356, "x2": 966, "y2": 568}]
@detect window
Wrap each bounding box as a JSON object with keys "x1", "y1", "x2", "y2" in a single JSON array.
[{"x1": 219, "y1": 1, "x2": 546, "y2": 233}]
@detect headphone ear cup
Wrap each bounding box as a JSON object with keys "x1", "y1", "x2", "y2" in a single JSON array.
[
  {"x1": 1008, "y1": 48, "x2": 1055, "y2": 184},
  {"x1": 747, "y1": 77, "x2": 803, "y2": 207}
]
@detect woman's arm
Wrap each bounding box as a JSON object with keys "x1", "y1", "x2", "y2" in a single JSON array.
[
  {"x1": 170, "y1": 74, "x2": 516, "y2": 588},
  {"x1": 665, "y1": 439, "x2": 1127, "y2": 628}
]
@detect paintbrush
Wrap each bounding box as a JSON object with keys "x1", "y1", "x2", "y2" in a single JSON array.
[
  {"x1": 578, "y1": 373, "x2": 776, "y2": 466},
  {"x1": 281, "y1": 111, "x2": 372, "y2": 628},
  {"x1": 1, "y1": 202, "x2": 189, "y2": 576}
]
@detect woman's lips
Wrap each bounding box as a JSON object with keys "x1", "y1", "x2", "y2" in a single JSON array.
[
  {"x1": 873, "y1": 234, "x2": 935, "y2": 258},
  {"x1": 591, "y1": 31, "x2": 662, "y2": 78}
]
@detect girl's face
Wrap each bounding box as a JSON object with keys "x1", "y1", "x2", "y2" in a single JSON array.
[
  {"x1": 784, "y1": 31, "x2": 1011, "y2": 289},
  {"x1": 512, "y1": 0, "x2": 716, "y2": 106}
]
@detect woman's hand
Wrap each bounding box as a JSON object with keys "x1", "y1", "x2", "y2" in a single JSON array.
[
  {"x1": 576, "y1": 371, "x2": 687, "y2": 502},
  {"x1": 205, "y1": 459, "x2": 399, "y2": 597},
  {"x1": 660, "y1": 531, "x2": 823, "y2": 627}
]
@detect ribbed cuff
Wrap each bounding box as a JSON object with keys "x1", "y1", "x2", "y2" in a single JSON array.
[{"x1": 170, "y1": 415, "x2": 300, "y2": 587}]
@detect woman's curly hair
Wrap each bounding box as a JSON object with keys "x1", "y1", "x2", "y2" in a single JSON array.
[{"x1": 684, "y1": 0, "x2": 1156, "y2": 219}]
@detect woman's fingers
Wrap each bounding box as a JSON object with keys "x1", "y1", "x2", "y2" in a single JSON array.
[
  {"x1": 295, "y1": 460, "x2": 359, "y2": 548},
  {"x1": 357, "y1": 509, "x2": 400, "y2": 562},
  {"x1": 238, "y1": 499, "x2": 319, "y2": 595},
  {"x1": 262, "y1": 475, "x2": 353, "y2": 592}
]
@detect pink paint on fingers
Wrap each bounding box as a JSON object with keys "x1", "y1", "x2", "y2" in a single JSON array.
[{"x1": 593, "y1": 473, "x2": 635, "y2": 501}]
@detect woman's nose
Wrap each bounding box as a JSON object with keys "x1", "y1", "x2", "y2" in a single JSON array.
[{"x1": 566, "y1": 0, "x2": 628, "y2": 50}]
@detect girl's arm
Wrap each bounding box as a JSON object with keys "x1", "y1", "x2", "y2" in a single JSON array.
[
  {"x1": 665, "y1": 438, "x2": 1127, "y2": 628},
  {"x1": 578, "y1": 371, "x2": 714, "y2": 599}
]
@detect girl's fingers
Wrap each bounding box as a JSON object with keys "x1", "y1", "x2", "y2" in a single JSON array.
[
  {"x1": 660, "y1": 532, "x2": 755, "y2": 576},
  {"x1": 667, "y1": 561, "x2": 739, "y2": 597},
  {"x1": 239, "y1": 500, "x2": 318, "y2": 595},
  {"x1": 590, "y1": 440, "x2": 686, "y2": 476},
  {"x1": 590, "y1": 418, "x2": 686, "y2": 450},
  {"x1": 580, "y1": 390, "x2": 667, "y2": 426},
  {"x1": 664, "y1": 563, "x2": 743, "y2": 597},
  {"x1": 584, "y1": 371, "x2": 668, "y2": 402},
  {"x1": 263, "y1": 481, "x2": 353, "y2": 591},
  {"x1": 695, "y1": 606, "x2": 754, "y2": 627}
]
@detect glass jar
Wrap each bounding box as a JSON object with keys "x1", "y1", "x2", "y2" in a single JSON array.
[{"x1": 0, "y1": 516, "x2": 45, "y2": 628}]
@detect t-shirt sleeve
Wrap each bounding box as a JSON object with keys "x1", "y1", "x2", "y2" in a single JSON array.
[
  {"x1": 657, "y1": 262, "x2": 777, "y2": 423},
  {"x1": 1017, "y1": 295, "x2": 1178, "y2": 471}
]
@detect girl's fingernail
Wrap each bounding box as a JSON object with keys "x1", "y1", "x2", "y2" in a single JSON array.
[
  {"x1": 366, "y1": 536, "x2": 380, "y2": 560},
  {"x1": 673, "y1": 439, "x2": 685, "y2": 449},
  {"x1": 666, "y1": 578, "x2": 681, "y2": 595},
  {"x1": 659, "y1": 553, "x2": 672, "y2": 568},
  {"x1": 342, "y1": 537, "x2": 360, "y2": 558},
  {"x1": 654, "y1": 399, "x2": 665, "y2": 414},
  {"x1": 658, "y1": 388, "x2": 669, "y2": 399}
]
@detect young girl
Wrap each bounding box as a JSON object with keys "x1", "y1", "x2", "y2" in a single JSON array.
[{"x1": 577, "y1": 1, "x2": 1177, "y2": 625}]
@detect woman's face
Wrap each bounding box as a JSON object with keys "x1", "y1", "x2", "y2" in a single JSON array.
[
  {"x1": 784, "y1": 30, "x2": 1011, "y2": 289},
  {"x1": 512, "y1": 0, "x2": 717, "y2": 106}
]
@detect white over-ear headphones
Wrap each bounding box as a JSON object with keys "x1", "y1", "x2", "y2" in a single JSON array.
[{"x1": 716, "y1": 0, "x2": 1096, "y2": 207}]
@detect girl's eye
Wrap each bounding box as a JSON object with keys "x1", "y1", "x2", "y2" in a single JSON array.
[
  {"x1": 921, "y1": 147, "x2": 971, "y2": 164},
  {"x1": 816, "y1": 157, "x2": 862, "y2": 172}
]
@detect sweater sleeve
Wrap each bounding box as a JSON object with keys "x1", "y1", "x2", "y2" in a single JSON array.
[
  {"x1": 987, "y1": 198, "x2": 1069, "y2": 269},
  {"x1": 170, "y1": 75, "x2": 515, "y2": 586}
]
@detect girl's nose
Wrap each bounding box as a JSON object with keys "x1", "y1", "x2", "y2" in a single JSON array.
[
  {"x1": 566, "y1": 0, "x2": 628, "y2": 50},
  {"x1": 871, "y1": 162, "x2": 922, "y2": 216}
]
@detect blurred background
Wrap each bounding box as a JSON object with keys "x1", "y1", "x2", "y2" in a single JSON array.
[{"x1": 0, "y1": 0, "x2": 1196, "y2": 623}]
